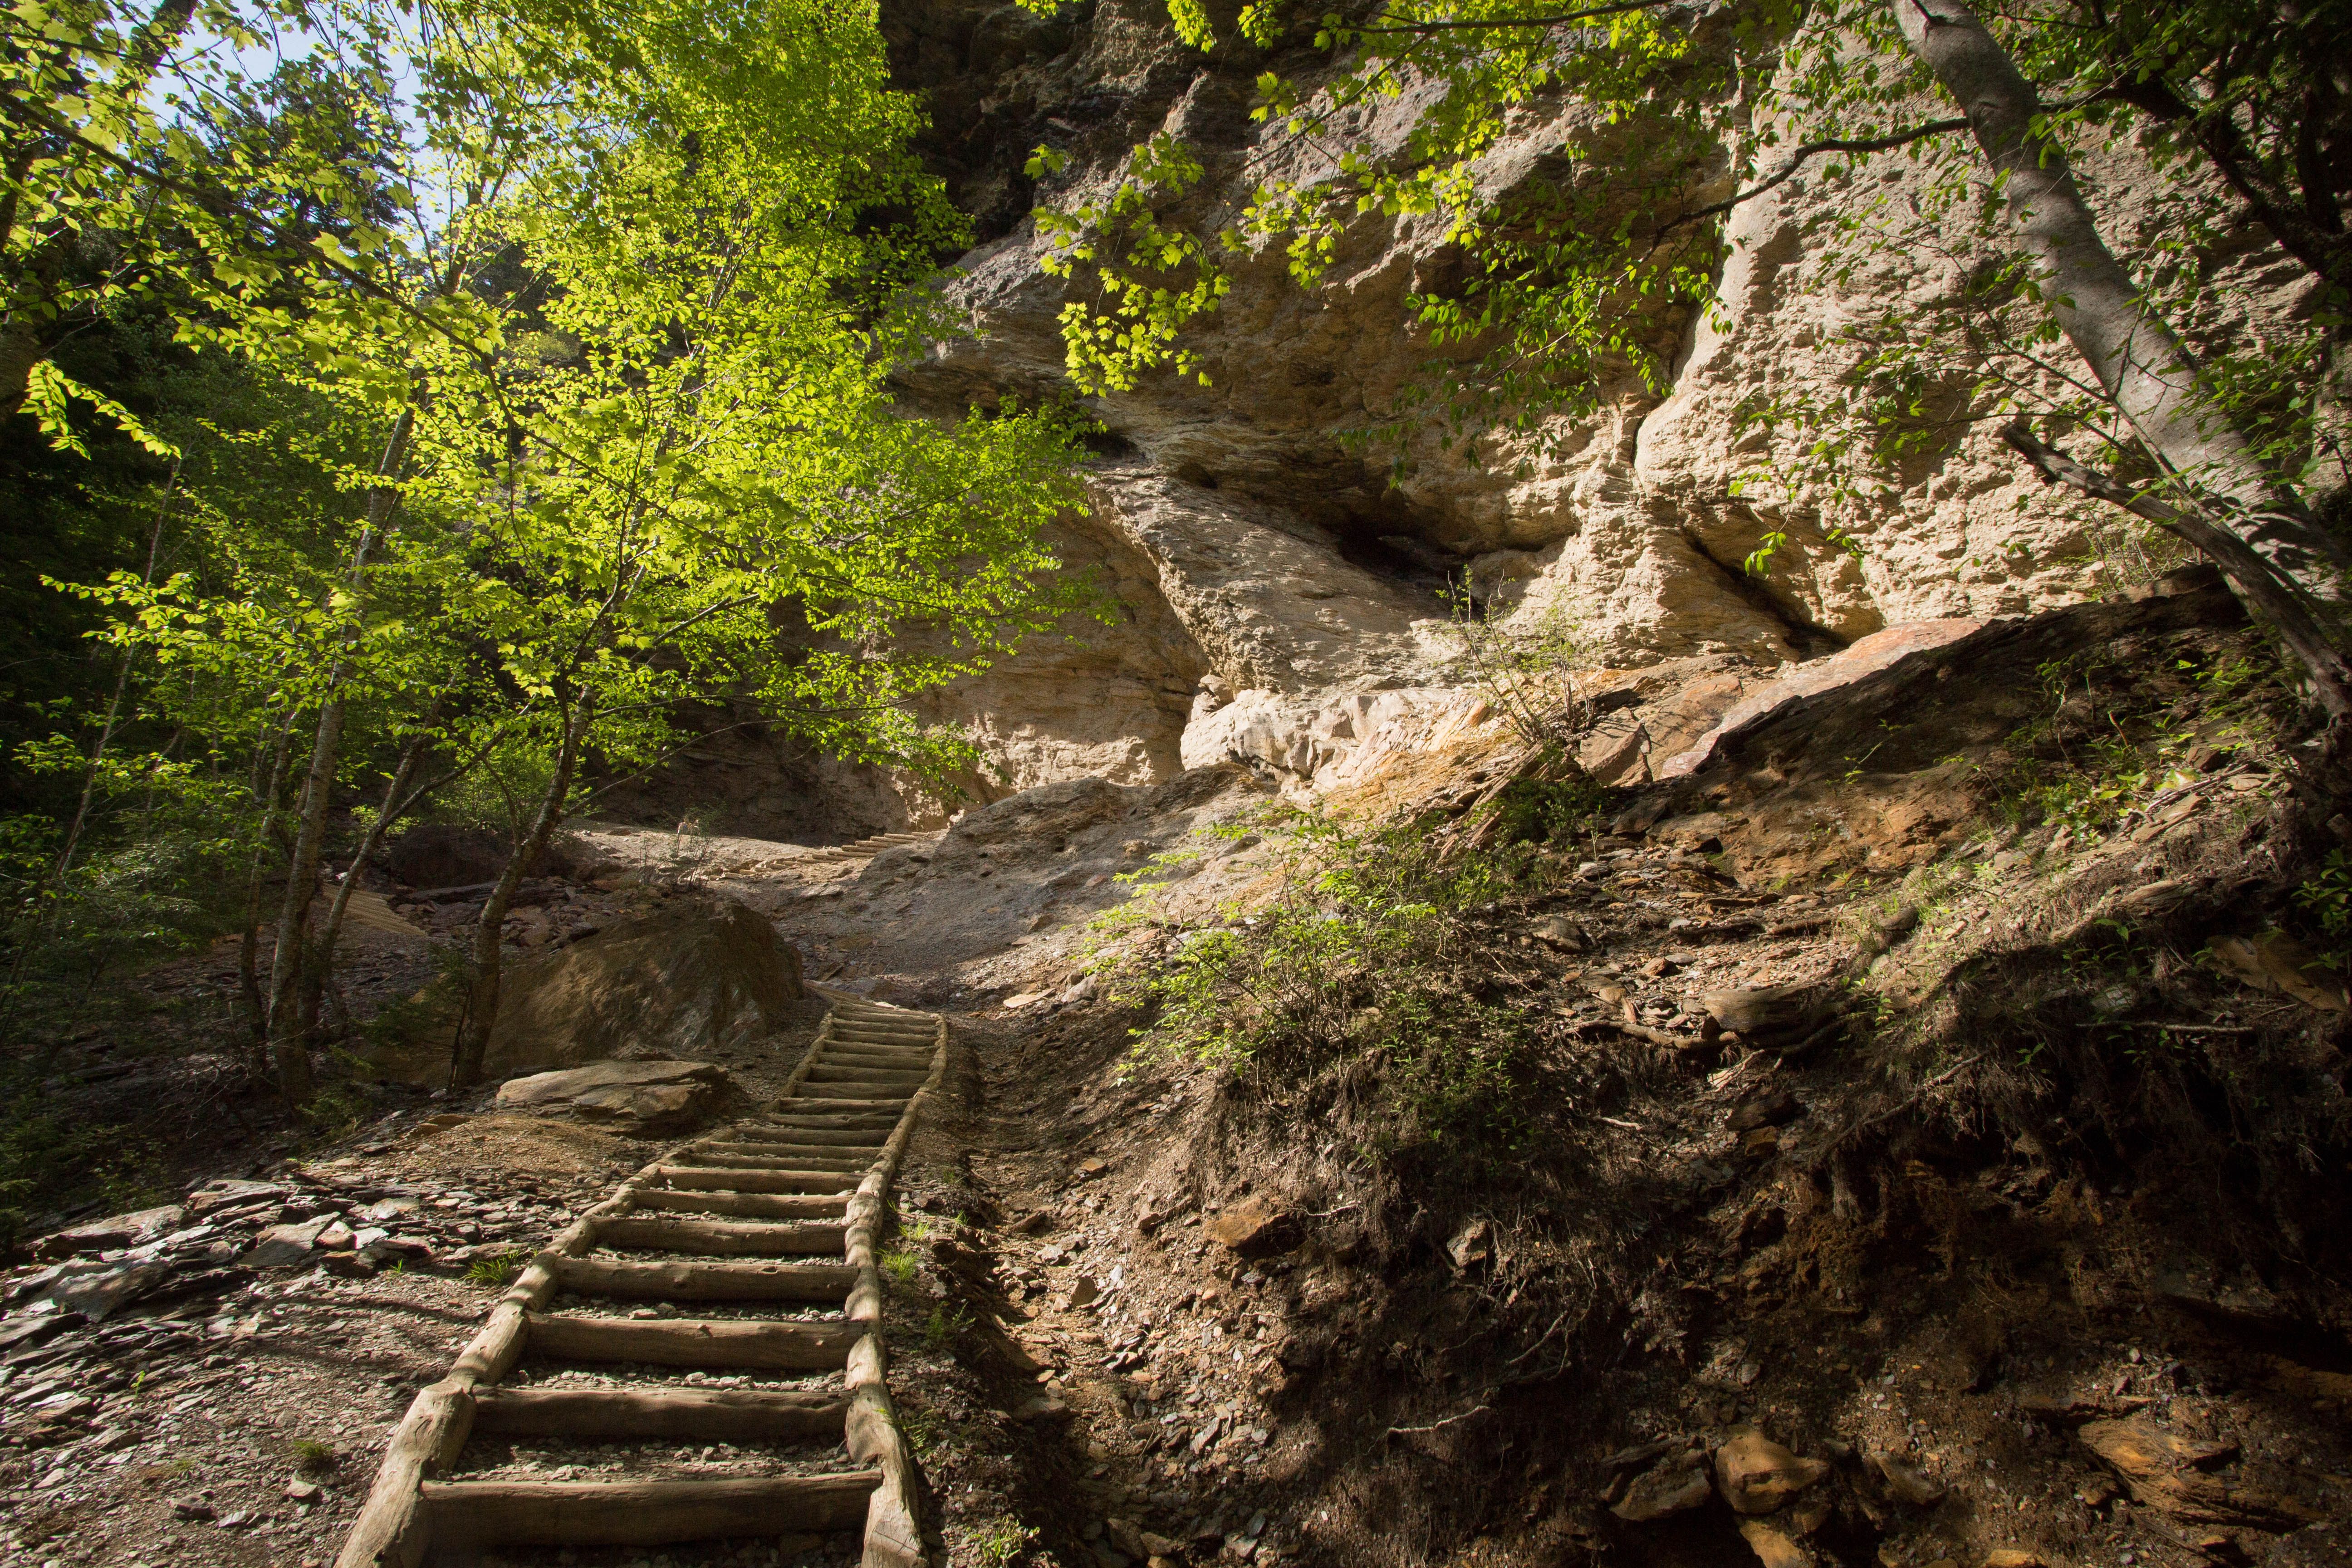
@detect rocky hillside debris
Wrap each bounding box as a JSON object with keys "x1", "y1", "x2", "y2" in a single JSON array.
[
  {"x1": 473, "y1": 894, "x2": 804, "y2": 1079},
  {"x1": 2207, "y1": 930, "x2": 2350, "y2": 1013},
  {"x1": 492, "y1": 1057, "x2": 745, "y2": 1135},
  {"x1": 2077, "y1": 1416, "x2": 2313, "y2": 1528},
  {"x1": 3, "y1": 1163, "x2": 583, "y2": 1354}
]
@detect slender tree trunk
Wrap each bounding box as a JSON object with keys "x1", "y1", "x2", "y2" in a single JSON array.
[
  {"x1": 448, "y1": 699, "x2": 592, "y2": 1089},
  {"x1": 264, "y1": 700, "x2": 342, "y2": 1102},
  {"x1": 238, "y1": 714, "x2": 298, "y2": 1077},
  {"x1": 259, "y1": 406, "x2": 416, "y2": 1107},
  {"x1": 295, "y1": 723, "x2": 436, "y2": 1046},
  {"x1": 55, "y1": 457, "x2": 179, "y2": 879},
  {"x1": 1891, "y1": 0, "x2": 2352, "y2": 609}
]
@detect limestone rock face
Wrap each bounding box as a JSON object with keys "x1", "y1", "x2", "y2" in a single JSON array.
[
  {"x1": 833, "y1": 0, "x2": 2330, "y2": 807},
  {"x1": 480, "y1": 898, "x2": 804, "y2": 1080}
]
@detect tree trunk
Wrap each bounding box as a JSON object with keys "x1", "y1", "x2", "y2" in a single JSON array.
[
  {"x1": 295, "y1": 725, "x2": 435, "y2": 1046},
  {"x1": 257, "y1": 405, "x2": 416, "y2": 1107},
  {"x1": 1891, "y1": 0, "x2": 2352, "y2": 609},
  {"x1": 55, "y1": 458, "x2": 179, "y2": 879},
  {"x1": 264, "y1": 699, "x2": 342, "y2": 1102},
  {"x1": 238, "y1": 715, "x2": 297, "y2": 1077},
  {"x1": 448, "y1": 700, "x2": 593, "y2": 1089}
]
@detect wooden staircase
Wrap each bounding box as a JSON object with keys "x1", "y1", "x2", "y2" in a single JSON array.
[{"x1": 335, "y1": 997, "x2": 945, "y2": 1566}]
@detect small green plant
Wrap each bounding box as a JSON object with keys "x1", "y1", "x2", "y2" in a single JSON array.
[
  {"x1": 1087, "y1": 803, "x2": 1552, "y2": 1166},
  {"x1": 900, "y1": 1404, "x2": 949, "y2": 1459},
  {"x1": 463, "y1": 1250, "x2": 528, "y2": 1288},
  {"x1": 2296, "y1": 848, "x2": 2352, "y2": 967},
  {"x1": 923, "y1": 1302, "x2": 973, "y2": 1350},
  {"x1": 297, "y1": 1083, "x2": 372, "y2": 1146},
  {"x1": 290, "y1": 1438, "x2": 337, "y2": 1475},
  {"x1": 880, "y1": 1248, "x2": 919, "y2": 1287},
  {"x1": 1443, "y1": 583, "x2": 1589, "y2": 750},
  {"x1": 968, "y1": 1514, "x2": 1039, "y2": 1568}
]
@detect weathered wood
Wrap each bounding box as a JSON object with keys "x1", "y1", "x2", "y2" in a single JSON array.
[
  {"x1": 470, "y1": 1386, "x2": 848, "y2": 1441},
  {"x1": 334, "y1": 1381, "x2": 474, "y2": 1568},
  {"x1": 596, "y1": 1216, "x2": 847, "y2": 1255},
  {"x1": 743, "y1": 1113, "x2": 900, "y2": 1132},
  {"x1": 720, "y1": 1127, "x2": 889, "y2": 1148},
  {"x1": 794, "y1": 1088, "x2": 913, "y2": 1105},
  {"x1": 647, "y1": 1166, "x2": 856, "y2": 1194},
  {"x1": 631, "y1": 1189, "x2": 851, "y2": 1220},
  {"x1": 421, "y1": 1473, "x2": 880, "y2": 1546},
  {"x1": 806, "y1": 1068, "x2": 930, "y2": 1086},
  {"x1": 553, "y1": 1254, "x2": 858, "y2": 1301},
  {"x1": 524, "y1": 1312, "x2": 860, "y2": 1369},
  {"x1": 683, "y1": 1145, "x2": 871, "y2": 1168}
]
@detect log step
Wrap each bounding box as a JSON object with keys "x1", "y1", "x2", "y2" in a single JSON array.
[
  {"x1": 691, "y1": 1143, "x2": 872, "y2": 1166},
  {"x1": 421, "y1": 1473, "x2": 879, "y2": 1547},
  {"x1": 524, "y1": 1312, "x2": 860, "y2": 1369},
  {"x1": 792, "y1": 1088, "x2": 912, "y2": 1105},
  {"x1": 805, "y1": 1066, "x2": 929, "y2": 1085},
  {"x1": 646, "y1": 1166, "x2": 856, "y2": 1194},
  {"x1": 629, "y1": 1189, "x2": 851, "y2": 1220},
  {"x1": 676, "y1": 1150, "x2": 870, "y2": 1172},
  {"x1": 470, "y1": 1386, "x2": 849, "y2": 1441},
  {"x1": 719, "y1": 1127, "x2": 887, "y2": 1148},
  {"x1": 552, "y1": 1255, "x2": 858, "y2": 1302},
  {"x1": 596, "y1": 1217, "x2": 847, "y2": 1255}
]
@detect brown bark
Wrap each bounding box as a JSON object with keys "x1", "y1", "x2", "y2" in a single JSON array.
[
  {"x1": 446, "y1": 697, "x2": 592, "y2": 1088},
  {"x1": 294, "y1": 722, "x2": 436, "y2": 1046},
  {"x1": 263, "y1": 700, "x2": 341, "y2": 1102},
  {"x1": 260, "y1": 405, "x2": 416, "y2": 1106}
]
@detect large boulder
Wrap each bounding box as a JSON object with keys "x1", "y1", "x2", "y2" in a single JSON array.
[
  {"x1": 480, "y1": 897, "x2": 803, "y2": 1079},
  {"x1": 494, "y1": 1059, "x2": 743, "y2": 1136}
]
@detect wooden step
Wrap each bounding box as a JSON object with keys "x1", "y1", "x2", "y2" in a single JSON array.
[
  {"x1": 791, "y1": 1088, "x2": 911, "y2": 1105},
  {"x1": 823, "y1": 1047, "x2": 931, "y2": 1063},
  {"x1": 719, "y1": 1127, "x2": 887, "y2": 1148},
  {"x1": 676, "y1": 1149, "x2": 869, "y2": 1171},
  {"x1": 692, "y1": 1142, "x2": 873, "y2": 1166},
  {"x1": 524, "y1": 1312, "x2": 860, "y2": 1369},
  {"x1": 745, "y1": 1112, "x2": 901, "y2": 1132},
  {"x1": 830, "y1": 1029, "x2": 934, "y2": 1045},
  {"x1": 595, "y1": 1217, "x2": 846, "y2": 1255},
  {"x1": 629, "y1": 1189, "x2": 850, "y2": 1220},
  {"x1": 646, "y1": 1166, "x2": 856, "y2": 1194},
  {"x1": 552, "y1": 1255, "x2": 858, "y2": 1302},
  {"x1": 470, "y1": 1386, "x2": 849, "y2": 1441},
  {"x1": 805, "y1": 1065, "x2": 929, "y2": 1084},
  {"x1": 421, "y1": 1473, "x2": 878, "y2": 1547}
]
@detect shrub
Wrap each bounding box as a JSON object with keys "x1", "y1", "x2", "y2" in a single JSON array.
[{"x1": 1093, "y1": 804, "x2": 1561, "y2": 1165}]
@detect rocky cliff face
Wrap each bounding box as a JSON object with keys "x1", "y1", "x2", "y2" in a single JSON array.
[{"x1": 761, "y1": 0, "x2": 2322, "y2": 831}]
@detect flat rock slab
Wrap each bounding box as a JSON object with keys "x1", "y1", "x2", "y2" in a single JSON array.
[{"x1": 496, "y1": 1059, "x2": 743, "y2": 1136}]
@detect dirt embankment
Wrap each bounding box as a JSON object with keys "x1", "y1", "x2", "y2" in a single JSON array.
[{"x1": 870, "y1": 579, "x2": 2352, "y2": 1568}]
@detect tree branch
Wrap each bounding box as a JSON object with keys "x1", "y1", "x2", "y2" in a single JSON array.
[
  {"x1": 1663, "y1": 119, "x2": 1969, "y2": 239},
  {"x1": 1353, "y1": 0, "x2": 1677, "y2": 34}
]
